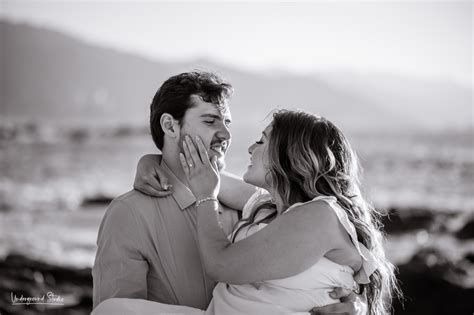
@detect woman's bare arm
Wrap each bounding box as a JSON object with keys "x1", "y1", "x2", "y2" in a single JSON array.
[
  {"x1": 133, "y1": 154, "x2": 173, "y2": 197},
  {"x1": 196, "y1": 199, "x2": 344, "y2": 284}
]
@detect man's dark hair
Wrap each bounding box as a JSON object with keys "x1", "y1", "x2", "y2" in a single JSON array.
[{"x1": 150, "y1": 71, "x2": 233, "y2": 150}]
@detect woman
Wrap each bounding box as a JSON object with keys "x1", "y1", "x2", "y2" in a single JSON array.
[{"x1": 94, "y1": 110, "x2": 398, "y2": 314}]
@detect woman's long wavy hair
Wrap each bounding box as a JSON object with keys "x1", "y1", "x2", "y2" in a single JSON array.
[{"x1": 265, "y1": 110, "x2": 400, "y2": 315}]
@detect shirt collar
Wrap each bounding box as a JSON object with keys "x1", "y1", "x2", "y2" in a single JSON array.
[{"x1": 161, "y1": 160, "x2": 196, "y2": 210}]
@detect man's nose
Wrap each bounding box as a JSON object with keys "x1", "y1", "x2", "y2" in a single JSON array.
[{"x1": 216, "y1": 123, "x2": 231, "y2": 141}]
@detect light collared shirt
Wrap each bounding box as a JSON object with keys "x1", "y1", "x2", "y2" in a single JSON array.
[{"x1": 92, "y1": 161, "x2": 239, "y2": 310}]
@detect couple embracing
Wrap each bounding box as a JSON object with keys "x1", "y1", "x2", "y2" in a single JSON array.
[{"x1": 92, "y1": 71, "x2": 398, "y2": 315}]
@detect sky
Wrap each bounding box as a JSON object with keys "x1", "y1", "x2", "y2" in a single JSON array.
[{"x1": 1, "y1": 0, "x2": 472, "y2": 87}]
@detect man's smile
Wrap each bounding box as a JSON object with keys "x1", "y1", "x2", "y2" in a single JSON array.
[{"x1": 210, "y1": 142, "x2": 227, "y2": 155}]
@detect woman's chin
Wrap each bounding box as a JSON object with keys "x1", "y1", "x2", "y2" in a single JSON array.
[
  {"x1": 243, "y1": 171, "x2": 261, "y2": 188},
  {"x1": 242, "y1": 170, "x2": 252, "y2": 184}
]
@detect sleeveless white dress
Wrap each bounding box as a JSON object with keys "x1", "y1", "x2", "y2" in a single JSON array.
[{"x1": 93, "y1": 192, "x2": 377, "y2": 315}]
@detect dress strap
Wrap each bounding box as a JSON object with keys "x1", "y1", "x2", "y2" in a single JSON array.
[
  {"x1": 281, "y1": 195, "x2": 337, "y2": 214},
  {"x1": 242, "y1": 188, "x2": 274, "y2": 219}
]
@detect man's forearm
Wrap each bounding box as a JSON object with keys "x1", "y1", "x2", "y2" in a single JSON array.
[{"x1": 219, "y1": 171, "x2": 258, "y2": 210}]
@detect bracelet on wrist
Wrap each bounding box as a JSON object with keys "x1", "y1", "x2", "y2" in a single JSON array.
[{"x1": 195, "y1": 196, "x2": 218, "y2": 208}]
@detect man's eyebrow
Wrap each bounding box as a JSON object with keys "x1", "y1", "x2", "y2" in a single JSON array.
[{"x1": 200, "y1": 113, "x2": 221, "y2": 119}]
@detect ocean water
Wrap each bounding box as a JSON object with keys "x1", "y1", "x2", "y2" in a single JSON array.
[{"x1": 0, "y1": 129, "x2": 473, "y2": 268}]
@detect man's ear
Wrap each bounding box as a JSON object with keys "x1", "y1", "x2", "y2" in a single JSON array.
[{"x1": 160, "y1": 114, "x2": 179, "y2": 138}]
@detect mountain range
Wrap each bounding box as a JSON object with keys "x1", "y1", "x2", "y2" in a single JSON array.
[{"x1": 1, "y1": 19, "x2": 472, "y2": 138}]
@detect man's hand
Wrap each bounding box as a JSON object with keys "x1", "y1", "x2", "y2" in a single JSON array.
[
  {"x1": 133, "y1": 154, "x2": 173, "y2": 197},
  {"x1": 310, "y1": 288, "x2": 367, "y2": 315}
]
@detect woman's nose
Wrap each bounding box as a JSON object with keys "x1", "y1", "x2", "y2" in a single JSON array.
[{"x1": 248, "y1": 143, "x2": 256, "y2": 155}]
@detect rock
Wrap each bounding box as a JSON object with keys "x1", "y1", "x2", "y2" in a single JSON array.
[
  {"x1": 455, "y1": 218, "x2": 474, "y2": 240},
  {"x1": 0, "y1": 254, "x2": 92, "y2": 315},
  {"x1": 382, "y1": 208, "x2": 435, "y2": 234},
  {"x1": 381, "y1": 208, "x2": 457, "y2": 235},
  {"x1": 465, "y1": 252, "x2": 474, "y2": 264},
  {"x1": 81, "y1": 195, "x2": 113, "y2": 208},
  {"x1": 393, "y1": 247, "x2": 474, "y2": 315}
]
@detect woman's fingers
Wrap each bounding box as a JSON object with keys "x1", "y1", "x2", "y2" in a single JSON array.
[
  {"x1": 134, "y1": 171, "x2": 159, "y2": 192},
  {"x1": 143, "y1": 184, "x2": 173, "y2": 197},
  {"x1": 154, "y1": 166, "x2": 171, "y2": 191},
  {"x1": 195, "y1": 136, "x2": 210, "y2": 165},
  {"x1": 179, "y1": 153, "x2": 190, "y2": 176},
  {"x1": 179, "y1": 136, "x2": 220, "y2": 200},
  {"x1": 184, "y1": 135, "x2": 203, "y2": 165},
  {"x1": 210, "y1": 155, "x2": 219, "y2": 172},
  {"x1": 183, "y1": 135, "x2": 217, "y2": 176},
  {"x1": 182, "y1": 138, "x2": 196, "y2": 168}
]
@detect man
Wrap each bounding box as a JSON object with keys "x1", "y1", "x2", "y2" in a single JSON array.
[
  {"x1": 93, "y1": 71, "x2": 365, "y2": 314},
  {"x1": 93, "y1": 71, "x2": 238, "y2": 310}
]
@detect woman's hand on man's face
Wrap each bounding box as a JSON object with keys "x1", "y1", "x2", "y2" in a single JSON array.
[
  {"x1": 179, "y1": 135, "x2": 220, "y2": 201},
  {"x1": 133, "y1": 154, "x2": 173, "y2": 197}
]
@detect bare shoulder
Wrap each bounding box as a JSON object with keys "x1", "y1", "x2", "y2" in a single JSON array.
[
  {"x1": 296, "y1": 199, "x2": 364, "y2": 268},
  {"x1": 284, "y1": 198, "x2": 340, "y2": 230},
  {"x1": 271, "y1": 198, "x2": 344, "y2": 250}
]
